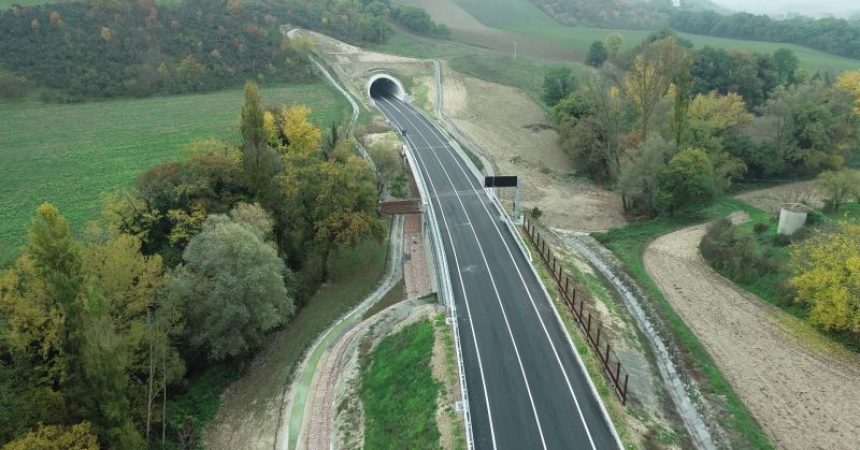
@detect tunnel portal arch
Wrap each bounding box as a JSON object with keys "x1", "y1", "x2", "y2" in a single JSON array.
[{"x1": 367, "y1": 74, "x2": 407, "y2": 101}]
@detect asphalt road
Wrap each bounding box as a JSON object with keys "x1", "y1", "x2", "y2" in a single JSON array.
[{"x1": 375, "y1": 95, "x2": 620, "y2": 450}]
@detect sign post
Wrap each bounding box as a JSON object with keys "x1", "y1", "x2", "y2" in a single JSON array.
[{"x1": 483, "y1": 176, "x2": 521, "y2": 223}]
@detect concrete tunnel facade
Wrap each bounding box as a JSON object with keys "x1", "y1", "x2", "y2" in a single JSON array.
[{"x1": 367, "y1": 74, "x2": 407, "y2": 100}]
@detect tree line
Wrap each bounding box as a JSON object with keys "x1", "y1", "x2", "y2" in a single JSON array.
[
  {"x1": 0, "y1": 81, "x2": 383, "y2": 449},
  {"x1": 670, "y1": 9, "x2": 860, "y2": 61},
  {"x1": 546, "y1": 30, "x2": 860, "y2": 217},
  {"x1": 0, "y1": 0, "x2": 446, "y2": 102}
]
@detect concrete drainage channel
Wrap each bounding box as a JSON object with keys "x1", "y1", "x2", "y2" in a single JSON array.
[{"x1": 562, "y1": 233, "x2": 718, "y2": 450}]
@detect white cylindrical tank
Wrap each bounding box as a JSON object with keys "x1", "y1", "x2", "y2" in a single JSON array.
[{"x1": 777, "y1": 208, "x2": 807, "y2": 236}]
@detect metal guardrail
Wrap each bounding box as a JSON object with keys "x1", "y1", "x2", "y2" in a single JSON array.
[
  {"x1": 523, "y1": 217, "x2": 630, "y2": 405},
  {"x1": 292, "y1": 28, "x2": 475, "y2": 449},
  {"x1": 402, "y1": 140, "x2": 475, "y2": 450}
]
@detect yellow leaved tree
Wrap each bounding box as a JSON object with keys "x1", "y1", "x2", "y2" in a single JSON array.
[
  {"x1": 280, "y1": 104, "x2": 322, "y2": 157},
  {"x1": 836, "y1": 70, "x2": 860, "y2": 116},
  {"x1": 791, "y1": 223, "x2": 860, "y2": 335}
]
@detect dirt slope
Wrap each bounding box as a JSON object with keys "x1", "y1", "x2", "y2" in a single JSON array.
[
  {"x1": 644, "y1": 223, "x2": 860, "y2": 450},
  {"x1": 439, "y1": 67, "x2": 626, "y2": 231}
]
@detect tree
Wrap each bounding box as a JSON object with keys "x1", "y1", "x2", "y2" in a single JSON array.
[
  {"x1": 815, "y1": 170, "x2": 860, "y2": 211},
  {"x1": 750, "y1": 81, "x2": 857, "y2": 175},
  {"x1": 558, "y1": 116, "x2": 609, "y2": 183},
  {"x1": 543, "y1": 66, "x2": 577, "y2": 107},
  {"x1": 623, "y1": 38, "x2": 691, "y2": 141},
  {"x1": 2, "y1": 422, "x2": 99, "y2": 450},
  {"x1": 791, "y1": 223, "x2": 860, "y2": 336},
  {"x1": 166, "y1": 206, "x2": 294, "y2": 361},
  {"x1": 553, "y1": 92, "x2": 590, "y2": 124},
  {"x1": 312, "y1": 155, "x2": 385, "y2": 280},
  {"x1": 836, "y1": 70, "x2": 860, "y2": 117},
  {"x1": 586, "y1": 41, "x2": 609, "y2": 67},
  {"x1": 656, "y1": 148, "x2": 720, "y2": 214},
  {"x1": 773, "y1": 48, "x2": 798, "y2": 86},
  {"x1": 280, "y1": 105, "x2": 322, "y2": 157},
  {"x1": 241, "y1": 81, "x2": 279, "y2": 197},
  {"x1": 579, "y1": 74, "x2": 627, "y2": 183},
  {"x1": 605, "y1": 33, "x2": 623, "y2": 58},
  {"x1": 619, "y1": 135, "x2": 673, "y2": 214}
]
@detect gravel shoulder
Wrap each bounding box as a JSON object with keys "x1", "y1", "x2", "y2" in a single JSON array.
[{"x1": 644, "y1": 221, "x2": 860, "y2": 450}]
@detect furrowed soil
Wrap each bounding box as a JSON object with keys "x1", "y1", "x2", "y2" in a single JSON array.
[{"x1": 644, "y1": 221, "x2": 860, "y2": 450}]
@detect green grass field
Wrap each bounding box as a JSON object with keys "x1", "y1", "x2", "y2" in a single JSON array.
[
  {"x1": 446, "y1": 0, "x2": 860, "y2": 72},
  {"x1": 360, "y1": 319, "x2": 441, "y2": 449},
  {"x1": 0, "y1": 82, "x2": 348, "y2": 266}
]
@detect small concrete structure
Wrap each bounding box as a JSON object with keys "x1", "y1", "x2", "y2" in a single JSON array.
[
  {"x1": 367, "y1": 73, "x2": 407, "y2": 100},
  {"x1": 777, "y1": 203, "x2": 811, "y2": 236}
]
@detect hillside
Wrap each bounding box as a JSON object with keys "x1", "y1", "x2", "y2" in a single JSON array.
[{"x1": 528, "y1": 0, "x2": 671, "y2": 29}]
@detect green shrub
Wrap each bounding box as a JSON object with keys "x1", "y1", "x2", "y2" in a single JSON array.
[{"x1": 700, "y1": 218, "x2": 775, "y2": 283}]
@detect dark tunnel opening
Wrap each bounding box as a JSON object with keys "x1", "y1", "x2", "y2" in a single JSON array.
[{"x1": 370, "y1": 77, "x2": 400, "y2": 99}]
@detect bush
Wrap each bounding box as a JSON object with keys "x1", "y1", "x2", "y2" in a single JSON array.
[
  {"x1": 701, "y1": 218, "x2": 775, "y2": 283},
  {"x1": 753, "y1": 222, "x2": 769, "y2": 233},
  {"x1": 0, "y1": 73, "x2": 29, "y2": 99}
]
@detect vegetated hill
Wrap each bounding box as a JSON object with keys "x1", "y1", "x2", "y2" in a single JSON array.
[
  {"x1": 528, "y1": 0, "x2": 673, "y2": 29},
  {"x1": 670, "y1": 10, "x2": 860, "y2": 60},
  {"x1": 0, "y1": 0, "x2": 443, "y2": 101},
  {"x1": 0, "y1": 0, "x2": 317, "y2": 101}
]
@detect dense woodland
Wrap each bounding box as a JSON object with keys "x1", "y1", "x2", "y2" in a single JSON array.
[
  {"x1": 0, "y1": 81, "x2": 383, "y2": 448},
  {"x1": 551, "y1": 30, "x2": 860, "y2": 342},
  {"x1": 670, "y1": 10, "x2": 860, "y2": 61},
  {"x1": 530, "y1": 0, "x2": 860, "y2": 65},
  {"x1": 552, "y1": 31, "x2": 859, "y2": 214},
  {"x1": 0, "y1": 0, "x2": 445, "y2": 101}
]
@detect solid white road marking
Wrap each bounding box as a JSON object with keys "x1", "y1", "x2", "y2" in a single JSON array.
[
  {"x1": 382, "y1": 98, "x2": 551, "y2": 449},
  {"x1": 381, "y1": 102, "x2": 500, "y2": 450},
  {"x1": 386, "y1": 97, "x2": 600, "y2": 449}
]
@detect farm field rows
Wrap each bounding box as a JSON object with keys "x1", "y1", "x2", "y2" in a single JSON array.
[{"x1": 0, "y1": 82, "x2": 347, "y2": 265}]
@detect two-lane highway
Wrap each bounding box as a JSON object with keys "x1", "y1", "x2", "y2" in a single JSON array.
[{"x1": 375, "y1": 95, "x2": 620, "y2": 449}]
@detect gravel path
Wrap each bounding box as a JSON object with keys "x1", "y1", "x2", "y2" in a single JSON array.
[{"x1": 644, "y1": 223, "x2": 860, "y2": 450}]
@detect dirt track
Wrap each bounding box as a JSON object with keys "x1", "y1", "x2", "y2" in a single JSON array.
[{"x1": 644, "y1": 223, "x2": 860, "y2": 450}]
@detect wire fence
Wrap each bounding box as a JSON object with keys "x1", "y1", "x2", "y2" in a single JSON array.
[{"x1": 523, "y1": 217, "x2": 630, "y2": 405}]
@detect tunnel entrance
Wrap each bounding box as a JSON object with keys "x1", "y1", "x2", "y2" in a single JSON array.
[{"x1": 367, "y1": 74, "x2": 406, "y2": 100}]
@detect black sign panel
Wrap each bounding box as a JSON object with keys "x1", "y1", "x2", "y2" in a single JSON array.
[{"x1": 484, "y1": 176, "x2": 518, "y2": 188}]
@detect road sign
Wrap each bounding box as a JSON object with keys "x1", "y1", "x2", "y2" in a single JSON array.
[{"x1": 484, "y1": 175, "x2": 518, "y2": 188}]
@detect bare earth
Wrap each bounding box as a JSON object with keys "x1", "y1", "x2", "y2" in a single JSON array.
[
  {"x1": 734, "y1": 181, "x2": 822, "y2": 213},
  {"x1": 644, "y1": 223, "x2": 860, "y2": 450},
  {"x1": 439, "y1": 67, "x2": 626, "y2": 232}
]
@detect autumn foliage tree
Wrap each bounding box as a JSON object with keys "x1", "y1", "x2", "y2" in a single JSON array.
[{"x1": 791, "y1": 223, "x2": 860, "y2": 338}]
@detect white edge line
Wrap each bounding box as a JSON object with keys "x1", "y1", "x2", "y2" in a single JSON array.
[
  {"x1": 385, "y1": 104, "x2": 480, "y2": 450},
  {"x1": 415, "y1": 80, "x2": 626, "y2": 448},
  {"x1": 385, "y1": 98, "x2": 550, "y2": 450},
  {"x1": 292, "y1": 33, "x2": 475, "y2": 450}
]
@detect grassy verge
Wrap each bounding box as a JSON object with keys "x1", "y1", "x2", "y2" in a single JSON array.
[
  {"x1": 518, "y1": 228, "x2": 636, "y2": 449},
  {"x1": 176, "y1": 236, "x2": 388, "y2": 447},
  {"x1": 434, "y1": 314, "x2": 467, "y2": 450},
  {"x1": 360, "y1": 319, "x2": 441, "y2": 449},
  {"x1": 593, "y1": 198, "x2": 773, "y2": 449},
  {"x1": 0, "y1": 82, "x2": 348, "y2": 266}
]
